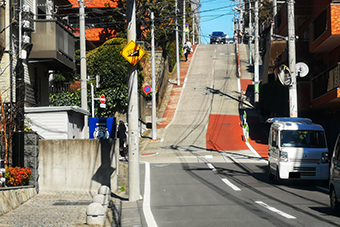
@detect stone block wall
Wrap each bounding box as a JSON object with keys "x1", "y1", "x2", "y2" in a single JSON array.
[
  {"x1": 24, "y1": 132, "x2": 39, "y2": 192},
  {"x1": 0, "y1": 187, "x2": 37, "y2": 216}
]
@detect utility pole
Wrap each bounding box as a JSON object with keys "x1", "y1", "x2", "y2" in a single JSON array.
[
  {"x1": 249, "y1": 0, "x2": 252, "y2": 64},
  {"x1": 254, "y1": 0, "x2": 259, "y2": 103},
  {"x1": 151, "y1": 12, "x2": 156, "y2": 140},
  {"x1": 79, "y1": 0, "x2": 88, "y2": 138},
  {"x1": 13, "y1": 0, "x2": 25, "y2": 167},
  {"x1": 182, "y1": 0, "x2": 186, "y2": 44},
  {"x1": 272, "y1": 0, "x2": 277, "y2": 30},
  {"x1": 176, "y1": 0, "x2": 181, "y2": 86},
  {"x1": 193, "y1": 14, "x2": 195, "y2": 45},
  {"x1": 238, "y1": 0, "x2": 243, "y2": 44},
  {"x1": 287, "y1": 0, "x2": 298, "y2": 117},
  {"x1": 271, "y1": 0, "x2": 277, "y2": 39},
  {"x1": 126, "y1": 0, "x2": 140, "y2": 202}
]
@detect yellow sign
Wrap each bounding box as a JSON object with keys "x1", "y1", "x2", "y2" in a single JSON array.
[{"x1": 120, "y1": 40, "x2": 146, "y2": 66}]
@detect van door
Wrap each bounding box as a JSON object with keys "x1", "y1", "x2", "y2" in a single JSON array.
[
  {"x1": 269, "y1": 127, "x2": 280, "y2": 172},
  {"x1": 332, "y1": 135, "x2": 340, "y2": 196}
]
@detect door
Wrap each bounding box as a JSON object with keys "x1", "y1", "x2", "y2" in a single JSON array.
[{"x1": 332, "y1": 135, "x2": 340, "y2": 197}]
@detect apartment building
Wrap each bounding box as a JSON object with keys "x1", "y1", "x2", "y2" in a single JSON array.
[{"x1": 262, "y1": 0, "x2": 340, "y2": 146}]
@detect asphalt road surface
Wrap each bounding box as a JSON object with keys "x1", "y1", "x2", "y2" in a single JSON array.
[{"x1": 138, "y1": 44, "x2": 338, "y2": 227}]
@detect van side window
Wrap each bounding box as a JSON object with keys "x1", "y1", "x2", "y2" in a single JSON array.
[
  {"x1": 271, "y1": 128, "x2": 278, "y2": 147},
  {"x1": 335, "y1": 137, "x2": 340, "y2": 161}
]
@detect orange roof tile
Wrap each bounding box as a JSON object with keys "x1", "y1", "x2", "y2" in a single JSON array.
[
  {"x1": 73, "y1": 28, "x2": 117, "y2": 41},
  {"x1": 69, "y1": 0, "x2": 118, "y2": 8}
]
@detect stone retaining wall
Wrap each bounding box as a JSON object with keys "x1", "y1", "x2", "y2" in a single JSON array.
[{"x1": 0, "y1": 187, "x2": 37, "y2": 216}]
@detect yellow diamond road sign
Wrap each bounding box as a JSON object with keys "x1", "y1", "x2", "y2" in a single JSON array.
[{"x1": 120, "y1": 40, "x2": 146, "y2": 66}]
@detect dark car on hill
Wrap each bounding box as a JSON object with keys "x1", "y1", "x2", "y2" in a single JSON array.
[{"x1": 210, "y1": 31, "x2": 226, "y2": 44}]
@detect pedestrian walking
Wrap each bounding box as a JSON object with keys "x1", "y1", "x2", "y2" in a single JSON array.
[
  {"x1": 117, "y1": 120, "x2": 128, "y2": 160},
  {"x1": 183, "y1": 41, "x2": 192, "y2": 62}
]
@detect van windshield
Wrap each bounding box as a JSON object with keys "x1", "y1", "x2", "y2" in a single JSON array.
[{"x1": 280, "y1": 130, "x2": 326, "y2": 148}]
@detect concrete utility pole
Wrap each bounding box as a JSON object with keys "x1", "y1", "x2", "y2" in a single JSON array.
[
  {"x1": 254, "y1": 0, "x2": 259, "y2": 103},
  {"x1": 176, "y1": 0, "x2": 181, "y2": 86},
  {"x1": 126, "y1": 0, "x2": 140, "y2": 202},
  {"x1": 273, "y1": 0, "x2": 277, "y2": 24},
  {"x1": 271, "y1": 0, "x2": 277, "y2": 38},
  {"x1": 79, "y1": 0, "x2": 88, "y2": 138},
  {"x1": 182, "y1": 0, "x2": 186, "y2": 44},
  {"x1": 14, "y1": 0, "x2": 25, "y2": 167},
  {"x1": 238, "y1": 0, "x2": 243, "y2": 44},
  {"x1": 287, "y1": 0, "x2": 298, "y2": 117},
  {"x1": 193, "y1": 14, "x2": 195, "y2": 45},
  {"x1": 249, "y1": 0, "x2": 252, "y2": 64},
  {"x1": 151, "y1": 12, "x2": 157, "y2": 140}
]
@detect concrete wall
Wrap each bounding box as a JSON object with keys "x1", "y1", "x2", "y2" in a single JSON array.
[{"x1": 38, "y1": 139, "x2": 118, "y2": 193}]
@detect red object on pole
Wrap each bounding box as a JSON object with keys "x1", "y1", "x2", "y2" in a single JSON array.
[{"x1": 100, "y1": 95, "x2": 105, "y2": 104}]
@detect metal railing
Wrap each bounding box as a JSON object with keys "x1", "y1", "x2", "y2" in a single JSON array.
[{"x1": 311, "y1": 63, "x2": 340, "y2": 100}]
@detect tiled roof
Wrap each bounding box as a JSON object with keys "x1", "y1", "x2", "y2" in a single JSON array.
[
  {"x1": 73, "y1": 28, "x2": 117, "y2": 41},
  {"x1": 69, "y1": 0, "x2": 118, "y2": 8}
]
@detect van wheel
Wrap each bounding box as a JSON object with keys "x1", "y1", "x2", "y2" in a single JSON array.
[
  {"x1": 275, "y1": 168, "x2": 281, "y2": 181},
  {"x1": 331, "y1": 187, "x2": 340, "y2": 212},
  {"x1": 268, "y1": 162, "x2": 274, "y2": 180}
]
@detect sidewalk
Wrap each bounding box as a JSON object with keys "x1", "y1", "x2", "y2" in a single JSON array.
[{"x1": 0, "y1": 191, "x2": 93, "y2": 227}]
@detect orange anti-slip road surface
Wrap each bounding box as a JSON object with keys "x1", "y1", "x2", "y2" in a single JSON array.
[
  {"x1": 206, "y1": 115, "x2": 248, "y2": 151},
  {"x1": 206, "y1": 114, "x2": 269, "y2": 158}
]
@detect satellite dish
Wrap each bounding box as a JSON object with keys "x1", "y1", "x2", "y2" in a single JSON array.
[
  {"x1": 276, "y1": 64, "x2": 292, "y2": 86},
  {"x1": 296, "y1": 62, "x2": 309, "y2": 77}
]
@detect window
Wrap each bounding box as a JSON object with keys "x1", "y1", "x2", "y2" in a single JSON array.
[
  {"x1": 271, "y1": 128, "x2": 278, "y2": 147},
  {"x1": 280, "y1": 130, "x2": 326, "y2": 148},
  {"x1": 335, "y1": 138, "x2": 340, "y2": 161},
  {"x1": 312, "y1": 9, "x2": 327, "y2": 42}
]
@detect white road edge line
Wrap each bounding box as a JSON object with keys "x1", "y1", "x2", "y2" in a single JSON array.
[
  {"x1": 207, "y1": 162, "x2": 217, "y2": 172},
  {"x1": 255, "y1": 201, "x2": 296, "y2": 219},
  {"x1": 142, "y1": 161, "x2": 158, "y2": 227},
  {"x1": 242, "y1": 126, "x2": 268, "y2": 164},
  {"x1": 183, "y1": 77, "x2": 188, "y2": 88},
  {"x1": 222, "y1": 178, "x2": 241, "y2": 191}
]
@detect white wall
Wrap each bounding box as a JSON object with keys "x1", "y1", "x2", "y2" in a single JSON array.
[{"x1": 25, "y1": 106, "x2": 89, "y2": 139}]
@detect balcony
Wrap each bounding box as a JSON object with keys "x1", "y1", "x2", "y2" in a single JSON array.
[
  {"x1": 29, "y1": 19, "x2": 75, "y2": 71},
  {"x1": 310, "y1": 4, "x2": 340, "y2": 53},
  {"x1": 311, "y1": 63, "x2": 340, "y2": 110}
]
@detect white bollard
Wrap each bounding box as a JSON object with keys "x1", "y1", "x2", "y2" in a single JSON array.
[
  {"x1": 86, "y1": 202, "x2": 105, "y2": 225},
  {"x1": 93, "y1": 194, "x2": 109, "y2": 211},
  {"x1": 98, "y1": 185, "x2": 111, "y2": 200}
]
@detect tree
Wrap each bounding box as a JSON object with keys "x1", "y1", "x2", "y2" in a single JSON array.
[
  {"x1": 108, "y1": 0, "x2": 177, "y2": 42},
  {"x1": 50, "y1": 38, "x2": 144, "y2": 116}
]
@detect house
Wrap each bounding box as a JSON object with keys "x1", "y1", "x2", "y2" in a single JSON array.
[{"x1": 0, "y1": 0, "x2": 88, "y2": 141}]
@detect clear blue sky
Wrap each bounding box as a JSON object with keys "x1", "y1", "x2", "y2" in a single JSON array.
[{"x1": 199, "y1": 0, "x2": 237, "y2": 44}]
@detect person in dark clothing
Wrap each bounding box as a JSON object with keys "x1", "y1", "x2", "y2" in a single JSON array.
[
  {"x1": 117, "y1": 120, "x2": 127, "y2": 159},
  {"x1": 183, "y1": 41, "x2": 192, "y2": 62}
]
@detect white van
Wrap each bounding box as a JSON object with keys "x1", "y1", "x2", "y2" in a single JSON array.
[{"x1": 267, "y1": 117, "x2": 329, "y2": 180}]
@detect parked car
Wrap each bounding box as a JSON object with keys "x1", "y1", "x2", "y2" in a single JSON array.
[
  {"x1": 267, "y1": 117, "x2": 329, "y2": 181},
  {"x1": 330, "y1": 133, "x2": 340, "y2": 211},
  {"x1": 209, "y1": 31, "x2": 226, "y2": 44}
]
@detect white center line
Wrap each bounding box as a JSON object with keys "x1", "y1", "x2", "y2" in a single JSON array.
[
  {"x1": 255, "y1": 201, "x2": 296, "y2": 219},
  {"x1": 222, "y1": 178, "x2": 241, "y2": 191}
]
